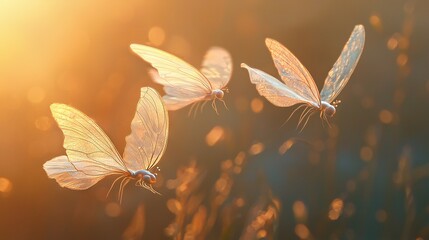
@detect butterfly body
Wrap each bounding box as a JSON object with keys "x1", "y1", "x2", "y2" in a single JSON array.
[{"x1": 129, "y1": 169, "x2": 157, "y2": 185}]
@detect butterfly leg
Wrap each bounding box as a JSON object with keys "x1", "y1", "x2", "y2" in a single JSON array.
[
  {"x1": 219, "y1": 99, "x2": 229, "y2": 111},
  {"x1": 118, "y1": 177, "x2": 131, "y2": 204},
  {"x1": 297, "y1": 106, "x2": 312, "y2": 129},
  {"x1": 211, "y1": 100, "x2": 219, "y2": 115},
  {"x1": 299, "y1": 110, "x2": 316, "y2": 132},
  {"x1": 106, "y1": 175, "x2": 125, "y2": 199},
  {"x1": 188, "y1": 102, "x2": 199, "y2": 118},
  {"x1": 281, "y1": 104, "x2": 307, "y2": 128},
  {"x1": 199, "y1": 100, "x2": 209, "y2": 113}
]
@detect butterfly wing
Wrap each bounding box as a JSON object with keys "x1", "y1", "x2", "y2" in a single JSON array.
[
  {"x1": 44, "y1": 103, "x2": 127, "y2": 189},
  {"x1": 199, "y1": 47, "x2": 232, "y2": 89},
  {"x1": 130, "y1": 44, "x2": 212, "y2": 110},
  {"x1": 241, "y1": 63, "x2": 319, "y2": 108},
  {"x1": 320, "y1": 25, "x2": 365, "y2": 103},
  {"x1": 43, "y1": 156, "x2": 105, "y2": 190},
  {"x1": 123, "y1": 87, "x2": 169, "y2": 172},
  {"x1": 265, "y1": 38, "x2": 321, "y2": 105},
  {"x1": 148, "y1": 69, "x2": 207, "y2": 110}
]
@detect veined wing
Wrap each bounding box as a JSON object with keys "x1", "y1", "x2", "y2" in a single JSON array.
[
  {"x1": 320, "y1": 25, "x2": 365, "y2": 103},
  {"x1": 149, "y1": 69, "x2": 207, "y2": 110},
  {"x1": 241, "y1": 63, "x2": 319, "y2": 108},
  {"x1": 265, "y1": 38, "x2": 321, "y2": 105},
  {"x1": 43, "y1": 155, "x2": 106, "y2": 190},
  {"x1": 50, "y1": 104, "x2": 127, "y2": 177},
  {"x1": 130, "y1": 44, "x2": 212, "y2": 109},
  {"x1": 200, "y1": 47, "x2": 232, "y2": 89},
  {"x1": 123, "y1": 87, "x2": 169, "y2": 172}
]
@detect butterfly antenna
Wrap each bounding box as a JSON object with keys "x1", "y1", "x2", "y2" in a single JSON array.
[
  {"x1": 281, "y1": 104, "x2": 306, "y2": 128},
  {"x1": 106, "y1": 175, "x2": 125, "y2": 199}
]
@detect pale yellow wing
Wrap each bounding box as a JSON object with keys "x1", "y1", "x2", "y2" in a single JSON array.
[
  {"x1": 148, "y1": 69, "x2": 207, "y2": 110},
  {"x1": 241, "y1": 63, "x2": 319, "y2": 107},
  {"x1": 49, "y1": 103, "x2": 127, "y2": 180},
  {"x1": 320, "y1": 25, "x2": 365, "y2": 103},
  {"x1": 43, "y1": 155, "x2": 105, "y2": 190},
  {"x1": 123, "y1": 87, "x2": 169, "y2": 172},
  {"x1": 200, "y1": 47, "x2": 232, "y2": 89},
  {"x1": 265, "y1": 38, "x2": 321, "y2": 105},
  {"x1": 130, "y1": 44, "x2": 212, "y2": 110}
]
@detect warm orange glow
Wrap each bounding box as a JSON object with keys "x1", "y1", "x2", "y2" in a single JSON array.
[
  {"x1": 294, "y1": 224, "x2": 310, "y2": 239},
  {"x1": 34, "y1": 116, "x2": 52, "y2": 131},
  {"x1": 292, "y1": 201, "x2": 307, "y2": 221},
  {"x1": 249, "y1": 142, "x2": 264, "y2": 155},
  {"x1": 148, "y1": 26, "x2": 166, "y2": 46},
  {"x1": 369, "y1": 14, "x2": 382, "y2": 31},
  {"x1": 396, "y1": 54, "x2": 408, "y2": 66},
  {"x1": 379, "y1": 109, "x2": 394, "y2": 124},
  {"x1": 105, "y1": 202, "x2": 121, "y2": 217},
  {"x1": 205, "y1": 126, "x2": 225, "y2": 146},
  {"x1": 250, "y1": 98, "x2": 264, "y2": 113},
  {"x1": 167, "y1": 199, "x2": 182, "y2": 214},
  {"x1": 278, "y1": 139, "x2": 295, "y2": 155},
  {"x1": 387, "y1": 37, "x2": 399, "y2": 50},
  {"x1": 0, "y1": 177, "x2": 13, "y2": 194},
  {"x1": 328, "y1": 198, "x2": 344, "y2": 220}
]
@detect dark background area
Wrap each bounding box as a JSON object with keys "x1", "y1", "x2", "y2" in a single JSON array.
[{"x1": 1, "y1": 0, "x2": 429, "y2": 239}]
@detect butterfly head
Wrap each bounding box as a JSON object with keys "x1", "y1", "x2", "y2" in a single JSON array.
[
  {"x1": 321, "y1": 101, "x2": 336, "y2": 118},
  {"x1": 212, "y1": 89, "x2": 225, "y2": 100}
]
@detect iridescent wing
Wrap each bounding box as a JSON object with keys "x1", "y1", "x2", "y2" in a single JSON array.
[
  {"x1": 265, "y1": 38, "x2": 321, "y2": 105},
  {"x1": 320, "y1": 25, "x2": 365, "y2": 103},
  {"x1": 123, "y1": 87, "x2": 169, "y2": 172},
  {"x1": 130, "y1": 44, "x2": 212, "y2": 110},
  {"x1": 43, "y1": 156, "x2": 105, "y2": 190},
  {"x1": 199, "y1": 47, "x2": 232, "y2": 89},
  {"x1": 241, "y1": 63, "x2": 320, "y2": 108},
  {"x1": 45, "y1": 104, "x2": 128, "y2": 189}
]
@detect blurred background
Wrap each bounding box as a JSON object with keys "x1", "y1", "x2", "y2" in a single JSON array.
[{"x1": 1, "y1": 0, "x2": 429, "y2": 239}]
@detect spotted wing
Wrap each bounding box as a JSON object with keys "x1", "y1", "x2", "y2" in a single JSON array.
[
  {"x1": 320, "y1": 25, "x2": 365, "y2": 103},
  {"x1": 200, "y1": 47, "x2": 232, "y2": 89},
  {"x1": 241, "y1": 63, "x2": 319, "y2": 107},
  {"x1": 123, "y1": 87, "x2": 169, "y2": 172},
  {"x1": 265, "y1": 38, "x2": 321, "y2": 105},
  {"x1": 130, "y1": 44, "x2": 212, "y2": 110},
  {"x1": 43, "y1": 156, "x2": 106, "y2": 190},
  {"x1": 45, "y1": 104, "x2": 127, "y2": 189}
]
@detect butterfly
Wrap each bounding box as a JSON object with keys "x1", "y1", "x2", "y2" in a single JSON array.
[
  {"x1": 43, "y1": 87, "x2": 169, "y2": 203},
  {"x1": 130, "y1": 44, "x2": 232, "y2": 115},
  {"x1": 241, "y1": 25, "x2": 365, "y2": 129}
]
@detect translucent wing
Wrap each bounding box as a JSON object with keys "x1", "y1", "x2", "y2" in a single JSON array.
[
  {"x1": 49, "y1": 104, "x2": 127, "y2": 178},
  {"x1": 149, "y1": 69, "x2": 206, "y2": 110},
  {"x1": 123, "y1": 87, "x2": 169, "y2": 172},
  {"x1": 199, "y1": 47, "x2": 232, "y2": 89},
  {"x1": 43, "y1": 155, "x2": 105, "y2": 190},
  {"x1": 241, "y1": 63, "x2": 319, "y2": 108},
  {"x1": 265, "y1": 38, "x2": 321, "y2": 105},
  {"x1": 130, "y1": 44, "x2": 212, "y2": 110},
  {"x1": 320, "y1": 25, "x2": 365, "y2": 103}
]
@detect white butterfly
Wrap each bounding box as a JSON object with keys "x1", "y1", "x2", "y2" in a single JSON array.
[
  {"x1": 43, "y1": 87, "x2": 169, "y2": 203},
  {"x1": 130, "y1": 44, "x2": 232, "y2": 115},
  {"x1": 241, "y1": 25, "x2": 365, "y2": 129}
]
